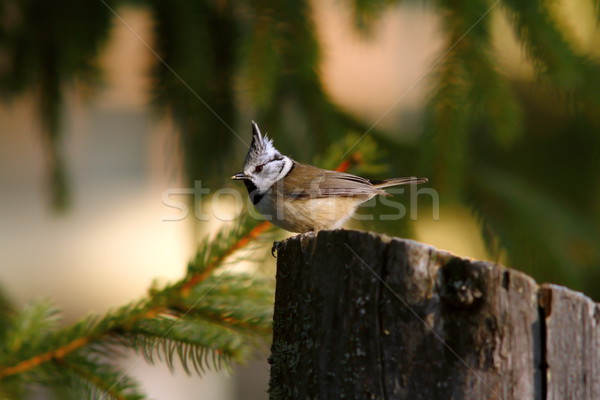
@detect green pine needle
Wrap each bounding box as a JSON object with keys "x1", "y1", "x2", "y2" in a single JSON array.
[
  {"x1": 52, "y1": 354, "x2": 146, "y2": 400},
  {"x1": 0, "y1": 220, "x2": 274, "y2": 394}
]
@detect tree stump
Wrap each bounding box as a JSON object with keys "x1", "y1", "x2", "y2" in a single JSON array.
[{"x1": 268, "y1": 230, "x2": 599, "y2": 400}]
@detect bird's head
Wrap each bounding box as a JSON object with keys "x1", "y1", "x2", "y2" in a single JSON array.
[{"x1": 231, "y1": 121, "x2": 293, "y2": 196}]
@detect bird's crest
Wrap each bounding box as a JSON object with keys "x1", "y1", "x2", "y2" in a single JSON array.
[{"x1": 244, "y1": 121, "x2": 280, "y2": 168}]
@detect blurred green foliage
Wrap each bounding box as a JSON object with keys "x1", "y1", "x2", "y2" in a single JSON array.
[
  {"x1": 0, "y1": 220, "x2": 275, "y2": 399},
  {"x1": 0, "y1": 0, "x2": 113, "y2": 210},
  {"x1": 0, "y1": 0, "x2": 598, "y2": 300}
]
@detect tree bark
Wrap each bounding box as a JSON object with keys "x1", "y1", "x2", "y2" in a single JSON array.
[
  {"x1": 269, "y1": 230, "x2": 597, "y2": 400},
  {"x1": 539, "y1": 284, "x2": 600, "y2": 400}
]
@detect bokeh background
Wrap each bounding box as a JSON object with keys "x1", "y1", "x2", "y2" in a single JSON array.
[{"x1": 1, "y1": 0, "x2": 599, "y2": 399}]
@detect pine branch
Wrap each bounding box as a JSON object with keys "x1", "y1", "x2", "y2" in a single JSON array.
[
  {"x1": 172, "y1": 274, "x2": 275, "y2": 336},
  {"x1": 149, "y1": 0, "x2": 237, "y2": 188},
  {"x1": 179, "y1": 219, "x2": 274, "y2": 294},
  {"x1": 0, "y1": 225, "x2": 274, "y2": 383},
  {"x1": 422, "y1": 0, "x2": 521, "y2": 198},
  {"x1": 0, "y1": 0, "x2": 112, "y2": 211},
  {"x1": 503, "y1": 0, "x2": 600, "y2": 104},
  {"x1": 237, "y1": 3, "x2": 283, "y2": 108},
  {"x1": 53, "y1": 355, "x2": 146, "y2": 400},
  {"x1": 123, "y1": 316, "x2": 256, "y2": 375},
  {"x1": 314, "y1": 134, "x2": 385, "y2": 176},
  {"x1": 0, "y1": 337, "x2": 92, "y2": 380},
  {"x1": 422, "y1": 39, "x2": 472, "y2": 198}
]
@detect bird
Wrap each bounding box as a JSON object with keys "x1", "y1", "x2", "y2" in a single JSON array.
[{"x1": 231, "y1": 121, "x2": 428, "y2": 233}]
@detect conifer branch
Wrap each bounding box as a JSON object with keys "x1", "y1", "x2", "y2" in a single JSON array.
[
  {"x1": 0, "y1": 337, "x2": 92, "y2": 379},
  {"x1": 56, "y1": 359, "x2": 128, "y2": 400},
  {"x1": 0, "y1": 223, "x2": 274, "y2": 383},
  {"x1": 55, "y1": 354, "x2": 146, "y2": 400},
  {"x1": 179, "y1": 221, "x2": 273, "y2": 295},
  {"x1": 503, "y1": 0, "x2": 600, "y2": 104}
]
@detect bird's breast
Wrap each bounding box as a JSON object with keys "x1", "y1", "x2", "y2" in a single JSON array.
[{"x1": 254, "y1": 189, "x2": 371, "y2": 233}]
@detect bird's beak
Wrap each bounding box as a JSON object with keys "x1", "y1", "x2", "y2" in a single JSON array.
[{"x1": 231, "y1": 172, "x2": 248, "y2": 180}]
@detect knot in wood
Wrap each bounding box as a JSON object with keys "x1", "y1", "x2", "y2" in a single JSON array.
[{"x1": 439, "y1": 257, "x2": 485, "y2": 310}]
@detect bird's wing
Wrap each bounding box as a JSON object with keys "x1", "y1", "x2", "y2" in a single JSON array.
[{"x1": 280, "y1": 162, "x2": 382, "y2": 198}]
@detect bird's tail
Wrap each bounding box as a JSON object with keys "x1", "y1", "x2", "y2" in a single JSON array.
[{"x1": 370, "y1": 177, "x2": 428, "y2": 189}]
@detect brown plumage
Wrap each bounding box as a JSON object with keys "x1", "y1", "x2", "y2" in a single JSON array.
[
  {"x1": 256, "y1": 161, "x2": 427, "y2": 232},
  {"x1": 232, "y1": 122, "x2": 428, "y2": 233}
]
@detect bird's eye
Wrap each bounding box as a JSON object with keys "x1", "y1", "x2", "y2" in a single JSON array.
[{"x1": 254, "y1": 165, "x2": 263, "y2": 173}]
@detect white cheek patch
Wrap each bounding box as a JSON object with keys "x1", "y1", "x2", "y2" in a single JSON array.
[
  {"x1": 252, "y1": 157, "x2": 293, "y2": 194},
  {"x1": 275, "y1": 157, "x2": 293, "y2": 181}
]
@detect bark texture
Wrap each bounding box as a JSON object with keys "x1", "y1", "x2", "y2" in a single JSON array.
[{"x1": 269, "y1": 230, "x2": 598, "y2": 400}]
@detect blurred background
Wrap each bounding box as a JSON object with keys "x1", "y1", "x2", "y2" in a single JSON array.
[{"x1": 0, "y1": 0, "x2": 599, "y2": 398}]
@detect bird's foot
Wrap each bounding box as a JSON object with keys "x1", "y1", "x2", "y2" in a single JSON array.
[{"x1": 299, "y1": 230, "x2": 318, "y2": 256}]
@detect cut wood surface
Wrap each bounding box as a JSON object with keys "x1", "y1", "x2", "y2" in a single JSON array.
[{"x1": 269, "y1": 230, "x2": 599, "y2": 400}]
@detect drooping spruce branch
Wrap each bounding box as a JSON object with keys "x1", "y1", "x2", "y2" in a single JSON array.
[
  {"x1": 502, "y1": 0, "x2": 600, "y2": 105},
  {"x1": 0, "y1": 220, "x2": 274, "y2": 399},
  {"x1": 421, "y1": 0, "x2": 523, "y2": 199}
]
